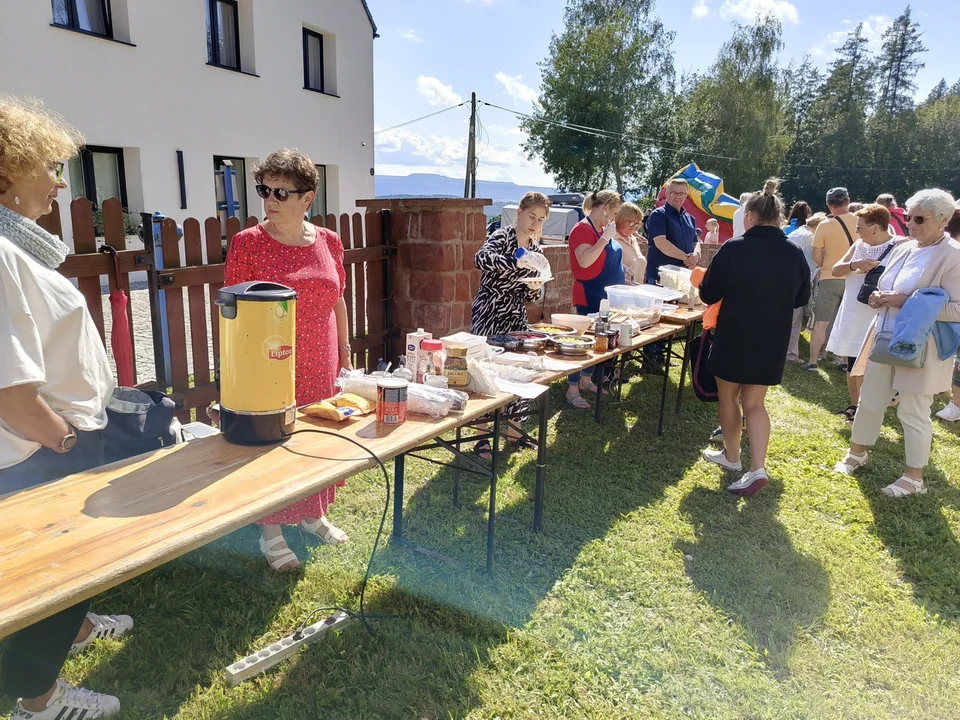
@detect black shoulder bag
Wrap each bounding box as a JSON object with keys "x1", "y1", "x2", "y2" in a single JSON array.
[
  {"x1": 856, "y1": 243, "x2": 895, "y2": 305},
  {"x1": 837, "y1": 217, "x2": 855, "y2": 246}
]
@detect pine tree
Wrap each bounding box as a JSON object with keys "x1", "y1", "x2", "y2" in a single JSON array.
[
  {"x1": 876, "y1": 7, "x2": 927, "y2": 116},
  {"x1": 949, "y1": 79, "x2": 960, "y2": 98},
  {"x1": 924, "y1": 79, "x2": 948, "y2": 105}
]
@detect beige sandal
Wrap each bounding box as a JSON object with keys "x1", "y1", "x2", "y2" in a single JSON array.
[
  {"x1": 259, "y1": 533, "x2": 300, "y2": 571},
  {"x1": 299, "y1": 517, "x2": 349, "y2": 545},
  {"x1": 881, "y1": 475, "x2": 927, "y2": 498},
  {"x1": 833, "y1": 450, "x2": 868, "y2": 475}
]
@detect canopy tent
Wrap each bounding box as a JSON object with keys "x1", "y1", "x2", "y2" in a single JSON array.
[
  {"x1": 655, "y1": 163, "x2": 740, "y2": 243},
  {"x1": 501, "y1": 205, "x2": 581, "y2": 243}
]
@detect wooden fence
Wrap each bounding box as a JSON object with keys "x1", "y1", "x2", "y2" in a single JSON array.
[{"x1": 44, "y1": 198, "x2": 395, "y2": 424}]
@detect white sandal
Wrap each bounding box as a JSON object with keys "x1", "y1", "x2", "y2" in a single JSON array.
[
  {"x1": 259, "y1": 533, "x2": 300, "y2": 571},
  {"x1": 881, "y1": 475, "x2": 927, "y2": 498},
  {"x1": 833, "y1": 450, "x2": 868, "y2": 475},
  {"x1": 299, "y1": 517, "x2": 349, "y2": 545}
]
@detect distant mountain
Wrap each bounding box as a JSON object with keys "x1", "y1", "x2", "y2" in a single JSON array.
[{"x1": 375, "y1": 173, "x2": 556, "y2": 204}]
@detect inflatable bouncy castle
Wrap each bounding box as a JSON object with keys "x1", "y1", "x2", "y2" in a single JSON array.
[{"x1": 655, "y1": 163, "x2": 740, "y2": 243}]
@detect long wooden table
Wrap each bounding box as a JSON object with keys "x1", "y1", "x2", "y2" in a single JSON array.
[{"x1": 0, "y1": 392, "x2": 513, "y2": 640}]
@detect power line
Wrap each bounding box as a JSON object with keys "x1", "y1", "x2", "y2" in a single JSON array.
[
  {"x1": 373, "y1": 103, "x2": 465, "y2": 135},
  {"x1": 479, "y1": 99, "x2": 955, "y2": 175}
]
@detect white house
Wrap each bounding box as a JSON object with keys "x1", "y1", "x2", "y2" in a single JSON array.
[{"x1": 0, "y1": 0, "x2": 377, "y2": 250}]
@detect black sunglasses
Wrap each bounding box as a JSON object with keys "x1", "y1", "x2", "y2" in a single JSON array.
[
  {"x1": 255, "y1": 184, "x2": 309, "y2": 202},
  {"x1": 904, "y1": 214, "x2": 927, "y2": 225}
]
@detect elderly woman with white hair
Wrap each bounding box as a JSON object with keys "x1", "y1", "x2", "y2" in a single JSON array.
[{"x1": 834, "y1": 188, "x2": 960, "y2": 497}]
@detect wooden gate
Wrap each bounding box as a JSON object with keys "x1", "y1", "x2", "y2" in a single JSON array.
[{"x1": 48, "y1": 200, "x2": 395, "y2": 424}]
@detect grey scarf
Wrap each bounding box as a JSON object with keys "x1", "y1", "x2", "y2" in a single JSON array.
[{"x1": 0, "y1": 203, "x2": 70, "y2": 269}]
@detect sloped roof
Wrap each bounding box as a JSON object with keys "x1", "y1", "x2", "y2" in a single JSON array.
[{"x1": 359, "y1": 0, "x2": 379, "y2": 38}]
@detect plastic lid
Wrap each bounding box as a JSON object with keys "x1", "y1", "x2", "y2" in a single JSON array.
[{"x1": 421, "y1": 339, "x2": 444, "y2": 351}]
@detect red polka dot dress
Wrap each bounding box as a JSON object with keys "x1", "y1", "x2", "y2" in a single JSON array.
[{"x1": 225, "y1": 223, "x2": 346, "y2": 525}]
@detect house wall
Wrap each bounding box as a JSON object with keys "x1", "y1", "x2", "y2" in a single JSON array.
[{"x1": 0, "y1": 0, "x2": 375, "y2": 251}]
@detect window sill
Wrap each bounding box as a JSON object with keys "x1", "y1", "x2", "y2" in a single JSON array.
[
  {"x1": 50, "y1": 24, "x2": 136, "y2": 47},
  {"x1": 207, "y1": 62, "x2": 260, "y2": 78},
  {"x1": 303, "y1": 87, "x2": 340, "y2": 98}
]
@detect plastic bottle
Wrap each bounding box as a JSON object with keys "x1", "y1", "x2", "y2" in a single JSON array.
[{"x1": 515, "y1": 247, "x2": 551, "y2": 275}]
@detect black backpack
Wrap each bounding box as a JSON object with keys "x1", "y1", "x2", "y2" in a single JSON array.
[{"x1": 102, "y1": 388, "x2": 182, "y2": 464}]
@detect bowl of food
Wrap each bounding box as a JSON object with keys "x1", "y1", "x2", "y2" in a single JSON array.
[
  {"x1": 487, "y1": 334, "x2": 521, "y2": 351},
  {"x1": 507, "y1": 330, "x2": 551, "y2": 351},
  {"x1": 551, "y1": 335, "x2": 593, "y2": 356},
  {"x1": 551, "y1": 313, "x2": 592, "y2": 336}
]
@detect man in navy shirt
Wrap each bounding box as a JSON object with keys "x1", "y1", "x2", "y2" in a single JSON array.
[{"x1": 644, "y1": 179, "x2": 701, "y2": 284}]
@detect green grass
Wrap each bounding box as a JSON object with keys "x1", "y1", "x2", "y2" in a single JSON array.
[{"x1": 7, "y1": 339, "x2": 960, "y2": 719}]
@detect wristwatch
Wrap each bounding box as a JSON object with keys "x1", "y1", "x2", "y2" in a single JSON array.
[{"x1": 54, "y1": 427, "x2": 77, "y2": 454}]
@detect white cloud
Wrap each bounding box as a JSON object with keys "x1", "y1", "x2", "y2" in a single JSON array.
[
  {"x1": 416, "y1": 76, "x2": 463, "y2": 107},
  {"x1": 809, "y1": 15, "x2": 892, "y2": 61},
  {"x1": 495, "y1": 72, "x2": 539, "y2": 105},
  {"x1": 719, "y1": 0, "x2": 799, "y2": 24},
  {"x1": 374, "y1": 126, "x2": 553, "y2": 186},
  {"x1": 693, "y1": 0, "x2": 710, "y2": 19},
  {"x1": 487, "y1": 124, "x2": 524, "y2": 136},
  {"x1": 396, "y1": 28, "x2": 423, "y2": 43}
]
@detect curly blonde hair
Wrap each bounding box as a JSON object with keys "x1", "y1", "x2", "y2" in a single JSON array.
[{"x1": 0, "y1": 96, "x2": 84, "y2": 194}]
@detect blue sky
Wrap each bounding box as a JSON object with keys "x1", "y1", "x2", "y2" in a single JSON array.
[{"x1": 368, "y1": 0, "x2": 958, "y2": 187}]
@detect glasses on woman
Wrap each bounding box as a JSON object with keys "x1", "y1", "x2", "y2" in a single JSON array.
[
  {"x1": 904, "y1": 214, "x2": 927, "y2": 225},
  {"x1": 255, "y1": 184, "x2": 308, "y2": 202},
  {"x1": 50, "y1": 162, "x2": 64, "y2": 182}
]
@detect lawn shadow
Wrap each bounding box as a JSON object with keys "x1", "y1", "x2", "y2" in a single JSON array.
[
  {"x1": 78, "y1": 526, "x2": 299, "y2": 717},
  {"x1": 676, "y1": 484, "x2": 831, "y2": 673},
  {"x1": 204, "y1": 585, "x2": 507, "y2": 720},
  {"x1": 847, "y1": 423, "x2": 960, "y2": 620},
  {"x1": 380, "y1": 363, "x2": 715, "y2": 629}
]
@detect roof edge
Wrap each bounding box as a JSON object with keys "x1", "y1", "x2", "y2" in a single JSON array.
[{"x1": 359, "y1": 0, "x2": 379, "y2": 38}]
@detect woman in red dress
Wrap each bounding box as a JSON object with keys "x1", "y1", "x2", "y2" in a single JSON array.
[{"x1": 224, "y1": 149, "x2": 352, "y2": 571}]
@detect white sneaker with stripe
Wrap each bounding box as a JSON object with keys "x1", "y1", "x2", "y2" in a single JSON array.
[
  {"x1": 12, "y1": 679, "x2": 120, "y2": 719},
  {"x1": 69, "y1": 613, "x2": 134, "y2": 655}
]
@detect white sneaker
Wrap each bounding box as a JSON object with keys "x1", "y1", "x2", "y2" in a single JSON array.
[
  {"x1": 727, "y1": 469, "x2": 769, "y2": 496},
  {"x1": 13, "y1": 679, "x2": 120, "y2": 719},
  {"x1": 935, "y1": 401, "x2": 960, "y2": 422},
  {"x1": 70, "y1": 612, "x2": 134, "y2": 655},
  {"x1": 702, "y1": 448, "x2": 742, "y2": 471}
]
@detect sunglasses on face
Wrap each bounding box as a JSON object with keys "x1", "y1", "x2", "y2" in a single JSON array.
[
  {"x1": 255, "y1": 184, "x2": 308, "y2": 202},
  {"x1": 904, "y1": 214, "x2": 927, "y2": 225}
]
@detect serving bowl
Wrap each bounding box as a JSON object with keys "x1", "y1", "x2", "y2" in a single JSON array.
[{"x1": 551, "y1": 313, "x2": 592, "y2": 336}]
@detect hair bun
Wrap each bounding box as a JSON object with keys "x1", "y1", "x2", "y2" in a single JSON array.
[{"x1": 762, "y1": 178, "x2": 780, "y2": 196}]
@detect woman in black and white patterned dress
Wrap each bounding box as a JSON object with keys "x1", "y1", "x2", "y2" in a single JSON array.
[{"x1": 469, "y1": 192, "x2": 550, "y2": 457}]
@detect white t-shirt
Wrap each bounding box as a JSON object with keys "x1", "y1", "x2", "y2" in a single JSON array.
[
  {"x1": 0, "y1": 236, "x2": 114, "y2": 469},
  {"x1": 732, "y1": 209, "x2": 745, "y2": 238}
]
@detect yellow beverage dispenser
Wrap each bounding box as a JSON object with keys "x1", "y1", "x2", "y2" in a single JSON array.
[{"x1": 217, "y1": 281, "x2": 297, "y2": 445}]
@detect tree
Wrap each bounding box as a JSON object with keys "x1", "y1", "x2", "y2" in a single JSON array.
[
  {"x1": 876, "y1": 7, "x2": 927, "y2": 116},
  {"x1": 680, "y1": 16, "x2": 790, "y2": 195},
  {"x1": 924, "y1": 79, "x2": 948, "y2": 105},
  {"x1": 521, "y1": 0, "x2": 675, "y2": 193}
]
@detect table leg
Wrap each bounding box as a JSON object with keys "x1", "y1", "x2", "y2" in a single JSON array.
[
  {"x1": 487, "y1": 409, "x2": 502, "y2": 573},
  {"x1": 675, "y1": 322, "x2": 695, "y2": 414},
  {"x1": 616, "y1": 353, "x2": 627, "y2": 401},
  {"x1": 533, "y1": 390, "x2": 548, "y2": 533},
  {"x1": 453, "y1": 425, "x2": 462, "y2": 508},
  {"x1": 392, "y1": 453, "x2": 405, "y2": 542},
  {"x1": 594, "y1": 360, "x2": 606, "y2": 424},
  {"x1": 658, "y1": 335, "x2": 674, "y2": 436}
]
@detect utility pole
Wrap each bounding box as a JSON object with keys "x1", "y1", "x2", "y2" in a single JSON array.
[{"x1": 464, "y1": 92, "x2": 477, "y2": 199}]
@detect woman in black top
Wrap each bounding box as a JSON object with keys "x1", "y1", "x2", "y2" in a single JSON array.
[{"x1": 698, "y1": 179, "x2": 811, "y2": 496}]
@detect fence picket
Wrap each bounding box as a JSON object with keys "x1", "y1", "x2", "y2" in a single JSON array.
[
  {"x1": 37, "y1": 199, "x2": 63, "y2": 238},
  {"x1": 338, "y1": 214, "x2": 355, "y2": 366},
  {"x1": 71, "y1": 199, "x2": 105, "y2": 344},
  {"x1": 205, "y1": 218, "x2": 224, "y2": 361},
  {"x1": 352, "y1": 213, "x2": 368, "y2": 370},
  {"x1": 161, "y1": 218, "x2": 191, "y2": 423},
  {"x1": 183, "y1": 221, "x2": 212, "y2": 419},
  {"x1": 101, "y1": 198, "x2": 138, "y2": 383}
]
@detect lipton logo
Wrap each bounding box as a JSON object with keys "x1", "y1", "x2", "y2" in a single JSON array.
[{"x1": 263, "y1": 336, "x2": 293, "y2": 361}]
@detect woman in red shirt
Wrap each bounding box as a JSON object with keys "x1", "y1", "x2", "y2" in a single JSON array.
[
  {"x1": 224, "y1": 149, "x2": 352, "y2": 572},
  {"x1": 566, "y1": 189, "x2": 623, "y2": 409}
]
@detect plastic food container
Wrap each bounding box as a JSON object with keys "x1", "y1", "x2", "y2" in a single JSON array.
[{"x1": 605, "y1": 285, "x2": 666, "y2": 310}]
